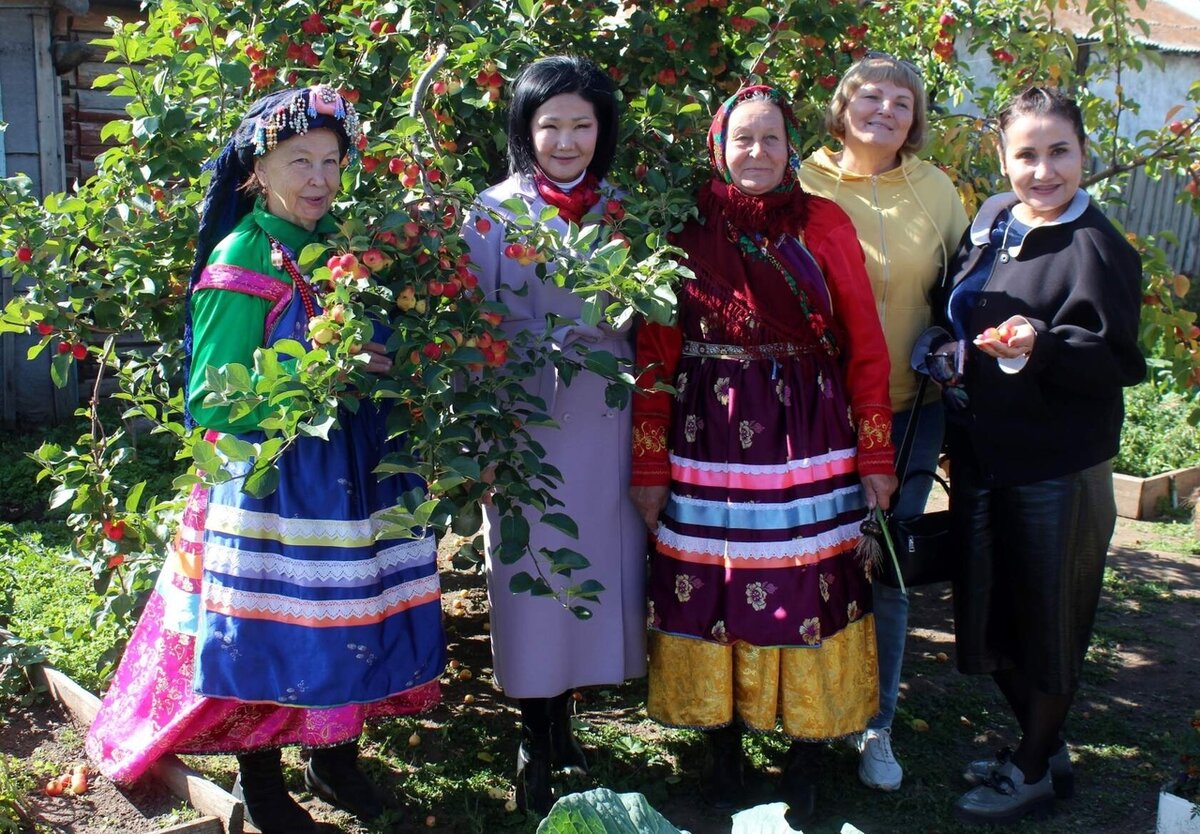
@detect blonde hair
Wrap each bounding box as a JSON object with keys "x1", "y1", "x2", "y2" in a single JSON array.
[{"x1": 825, "y1": 55, "x2": 928, "y2": 153}]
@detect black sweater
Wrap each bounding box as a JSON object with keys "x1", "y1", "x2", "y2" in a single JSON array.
[{"x1": 940, "y1": 193, "x2": 1146, "y2": 487}]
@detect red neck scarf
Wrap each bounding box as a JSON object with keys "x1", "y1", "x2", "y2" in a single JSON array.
[{"x1": 534, "y1": 170, "x2": 601, "y2": 225}]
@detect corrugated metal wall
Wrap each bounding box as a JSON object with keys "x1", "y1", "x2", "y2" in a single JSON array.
[{"x1": 1106, "y1": 169, "x2": 1200, "y2": 278}]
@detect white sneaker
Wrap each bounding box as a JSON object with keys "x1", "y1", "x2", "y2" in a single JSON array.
[{"x1": 857, "y1": 728, "x2": 903, "y2": 791}]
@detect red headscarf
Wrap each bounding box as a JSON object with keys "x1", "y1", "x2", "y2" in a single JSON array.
[{"x1": 700, "y1": 85, "x2": 809, "y2": 239}]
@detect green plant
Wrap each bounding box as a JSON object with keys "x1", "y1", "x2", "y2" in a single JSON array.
[
  {"x1": 1116, "y1": 381, "x2": 1200, "y2": 477},
  {"x1": 0, "y1": 754, "x2": 44, "y2": 833},
  {"x1": 0, "y1": 523, "x2": 127, "y2": 691}
]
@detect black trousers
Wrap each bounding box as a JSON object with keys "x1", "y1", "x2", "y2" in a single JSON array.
[{"x1": 950, "y1": 459, "x2": 1115, "y2": 695}]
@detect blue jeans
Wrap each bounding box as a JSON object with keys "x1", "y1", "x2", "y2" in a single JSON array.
[{"x1": 868, "y1": 402, "x2": 945, "y2": 731}]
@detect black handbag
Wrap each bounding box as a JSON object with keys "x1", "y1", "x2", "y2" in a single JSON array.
[{"x1": 874, "y1": 374, "x2": 955, "y2": 589}]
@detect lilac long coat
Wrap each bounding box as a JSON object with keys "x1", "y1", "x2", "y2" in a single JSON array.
[{"x1": 462, "y1": 174, "x2": 647, "y2": 698}]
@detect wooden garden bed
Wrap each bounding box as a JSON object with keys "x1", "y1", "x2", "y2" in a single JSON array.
[
  {"x1": 20, "y1": 655, "x2": 253, "y2": 834},
  {"x1": 1113, "y1": 465, "x2": 1200, "y2": 520}
]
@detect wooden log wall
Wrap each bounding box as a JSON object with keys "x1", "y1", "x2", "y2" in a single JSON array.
[{"x1": 53, "y1": 3, "x2": 140, "y2": 184}]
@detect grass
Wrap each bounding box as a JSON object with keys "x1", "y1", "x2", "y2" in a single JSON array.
[{"x1": 2, "y1": 512, "x2": 1197, "y2": 832}]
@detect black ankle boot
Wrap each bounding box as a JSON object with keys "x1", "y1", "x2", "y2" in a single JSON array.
[
  {"x1": 778, "y1": 741, "x2": 818, "y2": 822},
  {"x1": 305, "y1": 740, "x2": 386, "y2": 821},
  {"x1": 233, "y1": 749, "x2": 318, "y2": 834},
  {"x1": 549, "y1": 691, "x2": 589, "y2": 775},
  {"x1": 515, "y1": 698, "x2": 554, "y2": 816},
  {"x1": 701, "y1": 724, "x2": 745, "y2": 810}
]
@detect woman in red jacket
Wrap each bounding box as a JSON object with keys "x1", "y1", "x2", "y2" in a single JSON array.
[{"x1": 629, "y1": 85, "x2": 896, "y2": 819}]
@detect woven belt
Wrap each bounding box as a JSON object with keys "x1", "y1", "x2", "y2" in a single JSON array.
[{"x1": 681, "y1": 340, "x2": 814, "y2": 360}]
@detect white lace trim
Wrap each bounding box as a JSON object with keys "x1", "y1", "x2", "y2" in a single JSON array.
[
  {"x1": 203, "y1": 574, "x2": 441, "y2": 621},
  {"x1": 657, "y1": 521, "x2": 860, "y2": 560},
  {"x1": 204, "y1": 503, "x2": 392, "y2": 546},
  {"x1": 203, "y1": 537, "x2": 436, "y2": 584}
]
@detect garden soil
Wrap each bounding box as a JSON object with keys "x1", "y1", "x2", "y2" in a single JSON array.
[{"x1": 3, "y1": 506, "x2": 1197, "y2": 834}]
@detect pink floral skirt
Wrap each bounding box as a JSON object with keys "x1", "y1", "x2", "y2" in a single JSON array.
[{"x1": 85, "y1": 486, "x2": 440, "y2": 785}]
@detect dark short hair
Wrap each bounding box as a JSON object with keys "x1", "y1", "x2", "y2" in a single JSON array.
[
  {"x1": 997, "y1": 86, "x2": 1087, "y2": 150},
  {"x1": 506, "y1": 55, "x2": 618, "y2": 179}
]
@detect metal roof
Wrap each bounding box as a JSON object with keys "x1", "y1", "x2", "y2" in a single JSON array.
[{"x1": 1050, "y1": 0, "x2": 1200, "y2": 54}]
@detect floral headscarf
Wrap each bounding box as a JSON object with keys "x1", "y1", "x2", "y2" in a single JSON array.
[{"x1": 706, "y1": 84, "x2": 804, "y2": 191}]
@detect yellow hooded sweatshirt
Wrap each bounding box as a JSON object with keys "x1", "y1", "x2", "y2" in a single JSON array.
[{"x1": 801, "y1": 148, "x2": 968, "y2": 413}]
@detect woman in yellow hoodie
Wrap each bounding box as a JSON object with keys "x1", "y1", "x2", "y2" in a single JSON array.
[{"x1": 800, "y1": 53, "x2": 967, "y2": 792}]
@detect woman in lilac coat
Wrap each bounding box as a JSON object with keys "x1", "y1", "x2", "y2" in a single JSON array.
[{"x1": 461, "y1": 55, "x2": 646, "y2": 816}]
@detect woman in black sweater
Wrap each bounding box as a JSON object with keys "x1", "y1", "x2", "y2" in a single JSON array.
[{"x1": 917, "y1": 87, "x2": 1145, "y2": 826}]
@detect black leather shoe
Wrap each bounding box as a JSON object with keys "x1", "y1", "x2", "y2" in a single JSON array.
[
  {"x1": 233, "y1": 750, "x2": 318, "y2": 834},
  {"x1": 776, "y1": 741, "x2": 818, "y2": 823},
  {"x1": 700, "y1": 725, "x2": 744, "y2": 810},
  {"x1": 515, "y1": 726, "x2": 554, "y2": 816},
  {"x1": 550, "y1": 692, "x2": 589, "y2": 775},
  {"x1": 305, "y1": 742, "x2": 386, "y2": 821}
]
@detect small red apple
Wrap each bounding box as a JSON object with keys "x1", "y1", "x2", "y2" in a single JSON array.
[
  {"x1": 37, "y1": 322, "x2": 54, "y2": 336},
  {"x1": 72, "y1": 343, "x2": 87, "y2": 360}
]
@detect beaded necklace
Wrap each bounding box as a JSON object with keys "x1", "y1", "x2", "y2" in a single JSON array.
[
  {"x1": 724, "y1": 220, "x2": 840, "y2": 359},
  {"x1": 267, "y1": 235, "x2": 319, "y2": 321}
]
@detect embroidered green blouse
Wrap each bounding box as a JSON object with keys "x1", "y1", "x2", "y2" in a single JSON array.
[{"x1": 187, "y1": 202, "x2": 335, "y2": 432}]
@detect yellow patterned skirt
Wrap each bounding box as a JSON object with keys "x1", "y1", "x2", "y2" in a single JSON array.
[{"x1": 647, "y1": 617, "x2": 879, "y2": 739}]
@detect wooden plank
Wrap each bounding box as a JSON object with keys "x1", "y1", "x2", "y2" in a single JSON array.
[
  {"x1": 148, "y1": 816, "x2": 224, "y2": 834},
  {"x1": 1113, "y1": 473, "x2": 1146, "y2": 520},
  {"x1": 33, "y1": 9, "x2": 64, "y2": 195},
  {"x1": 66, "y1": 5, "x2": 142, "y2": 33},
  {"x1": 150, "y1": 757, "x2": 245, "y2": 834},
  {"x1": 77, "y1": 88, "x2": 130, "y2": 112},
  {"x1": 1169, "y1": 465, "x2": 1200, "y2": 507}
]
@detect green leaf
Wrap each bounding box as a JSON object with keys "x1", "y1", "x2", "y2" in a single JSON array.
[
  {"x1": 298, "y1": 415, "x2": 338, "y2": 439},
  {"x1": 124, "y1": 481, "x2": 146, "y2": 513},
  {"x1": 450, "y1": 502, "x2": 483, "y2": 536},
  {"x1": 225, "y1": 363, "x2": 253, "y2": 393},
  {"x1": 216, "y1": 435, "x2": 255, "y2": 462},
  {"x1": 540, "y1": 512, "x2": 578, "y2": 539},
  {"x1": 48, "y1": 486, "x2": 76, "y2": 511},
  {"x1": 500, "y1": 511, "x2": 530, "y2": 550},
  {"x1": 742, "y1": 6, "x2": 770, "y2": 25},
  {"x1": 509, "y1": 571, "x2": 535, "y2": 593},
  {"x1": 242, "y1": 462, "x2": 280, "y2": 498},
  {"x1": 192, "y1": 440, "x2": 221, "y2": 473},
  {"x1": 298, "y1": 242, "x2": 329, "y2": 271},
  {"x1": 50, "y1": 352, "x2": 71, "y2": 387},
  {"x1": 543, "y1": 547, "x2": 590, "y2": 575},
  {"x1": 579, "y1": 294, "x2": 603, "y2": 327}
]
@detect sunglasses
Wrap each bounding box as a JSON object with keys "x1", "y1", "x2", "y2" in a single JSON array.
[{"x1": 864, "y1": 51, "x2": 920, "y2": 73}]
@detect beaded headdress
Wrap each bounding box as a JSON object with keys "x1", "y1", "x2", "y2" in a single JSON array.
[{"x1": 237, "y1": 84, "x2": 362, "y2": 161}]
